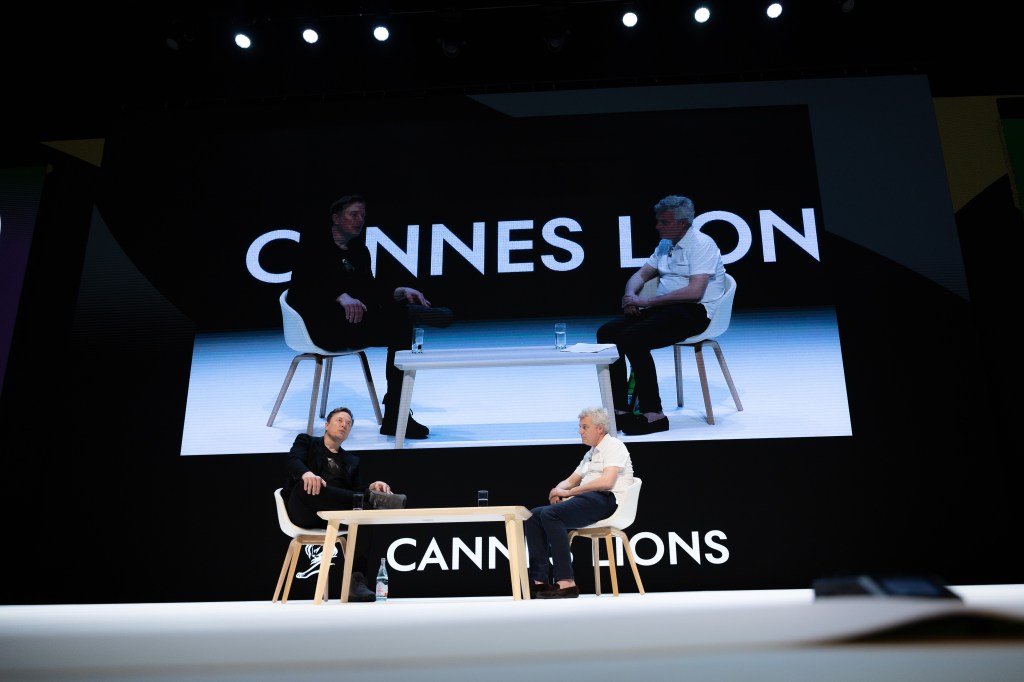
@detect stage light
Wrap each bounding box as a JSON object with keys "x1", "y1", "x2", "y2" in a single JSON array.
[
  {"x1": 373, "y1": 22, "x2": 390, "y2": 42},
  {"x1": 767, "y1": 3, "x2": 783, "y2": 19},
  {"x1": 234, "y1": 32, "x2": 252, "y2": 49},
  {"x1": 439, "y1": 37, "x2": 464, "y2": 58},
  {"x1": 618, "y1": 2, "x2": 634, "y2": 27},
  {"x1": 694, "y1": 6, "x2": 711, "y2": 23},
  {"x1": 164, "y1": 19, "x2": 194, "y2": 52},
  {"x1": 541, "y1": 2, "x2": 571, "y2": 52},
  {"x1": 301, "y1": 28, "x2": 319, "y2": 45},
  {"x1": 544, "y1": 28, "x2": 571, "y2": 52},
  {"x1": 437, "y1": 8, "x2": 465, "y2": 58}
]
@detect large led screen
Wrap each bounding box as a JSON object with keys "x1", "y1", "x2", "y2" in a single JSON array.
[{"x1": 93, "y1": 86, "x2": 918, "y2": 455}]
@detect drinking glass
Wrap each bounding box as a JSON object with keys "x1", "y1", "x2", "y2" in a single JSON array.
[{"x1": 554, "y1": 323, "x2": 567, "y2": 350}]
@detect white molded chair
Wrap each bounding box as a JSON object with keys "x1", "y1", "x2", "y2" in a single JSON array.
[
  {"x1": 567, "y1": 478, "x2": 645, "y2": 596},
  {"x1": 673, "y1": 273, "x2": 743, "y2": 424},
  {"x1": 267, "y1": 289, "x2": 383, "y2": 435},
  {"x1": 639, "y1": 274, "x2": 744, "y2": 424},
  {"x1": 272, "y1": 488, "x2": 347, "y2": 603}
]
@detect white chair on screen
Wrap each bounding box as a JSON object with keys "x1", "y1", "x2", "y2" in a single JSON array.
[
  {"x1": 635, "y1": 274, "x2": 742, "y2": 424},
  {"x1": 671, "y1": 273, "x2": 743, "y2": 424},
  {"x1": 267, "y1": 289, "x2": 383, "y2": 435}
]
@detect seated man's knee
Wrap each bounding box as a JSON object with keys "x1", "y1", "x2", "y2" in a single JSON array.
[{"x1": 538, "y1": 505, "x2": 568, "y2": 524}]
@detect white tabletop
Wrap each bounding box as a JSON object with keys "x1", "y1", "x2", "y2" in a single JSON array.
[
  {"x1": 393, "y1": 345, "x2": 618, "y2": 370},
  {"x1": 318, "y1": 505, "x2": 532, "y2": 525}
]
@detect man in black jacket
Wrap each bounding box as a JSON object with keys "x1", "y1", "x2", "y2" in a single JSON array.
[
  {"x1": 287, "y1": 194, "x2": 453, "y2": 439},
  {"x1": 283, "y1": 406, "x2": 406, "y2": 601}
]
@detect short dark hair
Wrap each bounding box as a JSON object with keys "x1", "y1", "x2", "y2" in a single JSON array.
[
  {"x1": 330, "y1": 194, "x2": 365, "y2": 215},
  {"x1": 326, "y1": 407, "x2": 354, "y2": 423}
]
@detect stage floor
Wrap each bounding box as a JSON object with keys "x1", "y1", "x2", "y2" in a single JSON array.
[{"x1": 3, "y1": 586, "x2": 1023, "y2": 681}]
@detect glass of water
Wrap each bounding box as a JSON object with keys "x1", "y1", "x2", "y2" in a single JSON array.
[{"x1": 554, "y1": 323, "x2": 567, "y2": 350}]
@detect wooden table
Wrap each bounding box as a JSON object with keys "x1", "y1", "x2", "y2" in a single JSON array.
[
  {"x1": 390, "y1": 345, "x2": 620, "y2": 447},
  {"x1": 314, "y1": 505, "x2": 533, "y2": 604}
]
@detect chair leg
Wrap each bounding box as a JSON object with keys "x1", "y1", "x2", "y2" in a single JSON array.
[
  {"x1": 604, "y1": 533, "x2": 620, "y2": 596},
  {"x1": 307, "y1": 357, "x2": 325, "y2": 436},
  {"x1": 274, "y1": 540, "x2": 302, "y2": 604},
  {"x1": 709, "y1": 340, "x2": 743, "y2": 412},
  {"x1": 267, "y1": 356, "x2": 303, "y2": 427},
  {"x1": 693, "y1": 343, "x2": 715, "y2": 425},
  {"x1": 273, "y1": 541, "x2": 293, "y2": 603},
  {"x1": 674, "y1": 344, "x2": 685, "y2": 408},
  {"x1": 357, "y1": 351, "x2": 384, "y2": 425},
  {"x1": 591, "y1": 537, "x2": 602, "y2": 596},
  {"x1": 318, "y1": 357, "x2": 333, "y2": 419},
  {"x1": 613, "y1": 529, "x2": 646, "y2": 595}
]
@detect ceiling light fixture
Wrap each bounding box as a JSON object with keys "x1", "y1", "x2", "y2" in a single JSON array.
[{"x1": 622, "y1": 3, "x2": 638, "y2": 28}]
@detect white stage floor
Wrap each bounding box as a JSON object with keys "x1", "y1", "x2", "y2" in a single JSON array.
[
  {"x1": 180, "y1": 309, "x2": 851, "y2": 455},
  {"x1": 2, "y1": 586, "x2": 1023, "y2": 681}
]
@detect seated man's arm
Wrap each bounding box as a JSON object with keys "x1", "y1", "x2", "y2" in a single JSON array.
[
  {"x1": 549, "y1": 472, "x2": 584, "y2": 503},
  {"x1": 643, "y1": 272, "x2": 710, "y2": 306},
  {"x1": 622, "y1": 265, "x2": 658, "y2": 314},
  {"x1": 568, "y1": 466, "x2": 622, "y2": 495}
]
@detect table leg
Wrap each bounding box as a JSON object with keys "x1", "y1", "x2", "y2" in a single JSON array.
[
  {"x1": 596, "y1": 364, "x2": 617, "y2": 434},
  {"x1": 516, "y1": 519, "x2": 530, "y2": 600},
  {"x1": 339, "y1": 524, "x2": 359, "y2": 603},
  {"x1": 314, "y1": 521, "x2": 340, "y2": 605},
  {"x1": 505, "y1": 515, "x2": 531, "y2": 600},
  {"x1": 393, "y1": 369, "x2": 417, "y2": 449},
  {"x1": 504, "y1": 514, "x2": 522, "y2": 600}
]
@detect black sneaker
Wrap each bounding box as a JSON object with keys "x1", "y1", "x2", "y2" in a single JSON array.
[
  {"x1": 380, "y1": 411, "x2": 430, "y2": 439},
  {"x1": 620, "y1": 415, "x2": 669, "y2": 436},
  {"x1": 537, "y1": 584, "x2": 580, "y2": 599},
  {"x1": 407, "y1": 304, "x2": 455, "y2": 329},
  {"x1": 369, "y1": 490, "x2": 408, "y2": 509},
  {"x1": 349, "y1": 572, "x2": 376, "y2": 602},
  {"x1": 529, "y1": 582, "x2": 555, "y2": 597}
]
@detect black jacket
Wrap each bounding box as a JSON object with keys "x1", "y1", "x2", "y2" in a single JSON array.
[{"x1": 282, "y1": 432, "x2": 364, "y2": 499}]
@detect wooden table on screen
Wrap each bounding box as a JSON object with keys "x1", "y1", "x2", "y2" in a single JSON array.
[
  {"x1": 390, "y1": 345, "x2": 620, "y2": 448},
  {"x1": 314, "y1": 505, "x2": 533, "y2": 604}
]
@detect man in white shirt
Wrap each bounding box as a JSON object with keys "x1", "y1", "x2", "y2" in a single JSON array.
[
  {"x1": 597, "y1": 195, "x2": 726, "y2": 436},
  {"x1": 524, "y1": 406, "x2": 635, "y2": 599}
]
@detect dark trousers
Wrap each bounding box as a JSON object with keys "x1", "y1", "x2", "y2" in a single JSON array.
[
  {"x1": 525, "y1": 491, "x2": 618, "y2": 583},
  {"x1": 303, "y1": 301, "x2": 413, "y2": 418},
  {"x1": 305, "y1": 301, "x2": 453, "y2": 420},
  {"x1": 596, "y1": 302, "x2": 709, "y2": 414},
  {"x1": 286, "y1": 482, "x2": 376, "y2": 577}
]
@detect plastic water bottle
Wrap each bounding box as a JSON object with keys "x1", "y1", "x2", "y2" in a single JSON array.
[{"x1": 375, "y1": 558, "x2": 389, "y2": 602}]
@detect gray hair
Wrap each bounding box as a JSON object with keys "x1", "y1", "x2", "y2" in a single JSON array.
[
  {"x1": 654, "y1": 195, "x2": 695, "y2": 223},
  {"x1": 578, "y1": 406, "x2": 612, "y2": 433}
]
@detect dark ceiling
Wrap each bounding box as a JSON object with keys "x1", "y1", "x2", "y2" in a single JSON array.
[{"x1": 4, "y1": 1, "x2": 1021, "y2": 140}]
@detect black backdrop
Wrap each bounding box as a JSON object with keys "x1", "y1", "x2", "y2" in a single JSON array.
[
  {"x1": 1, "y1": 76, "x2": 1020, "y2": 605},
  {"x1": 95, "y1": 100, "x2": 828, "y2": 329}
]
